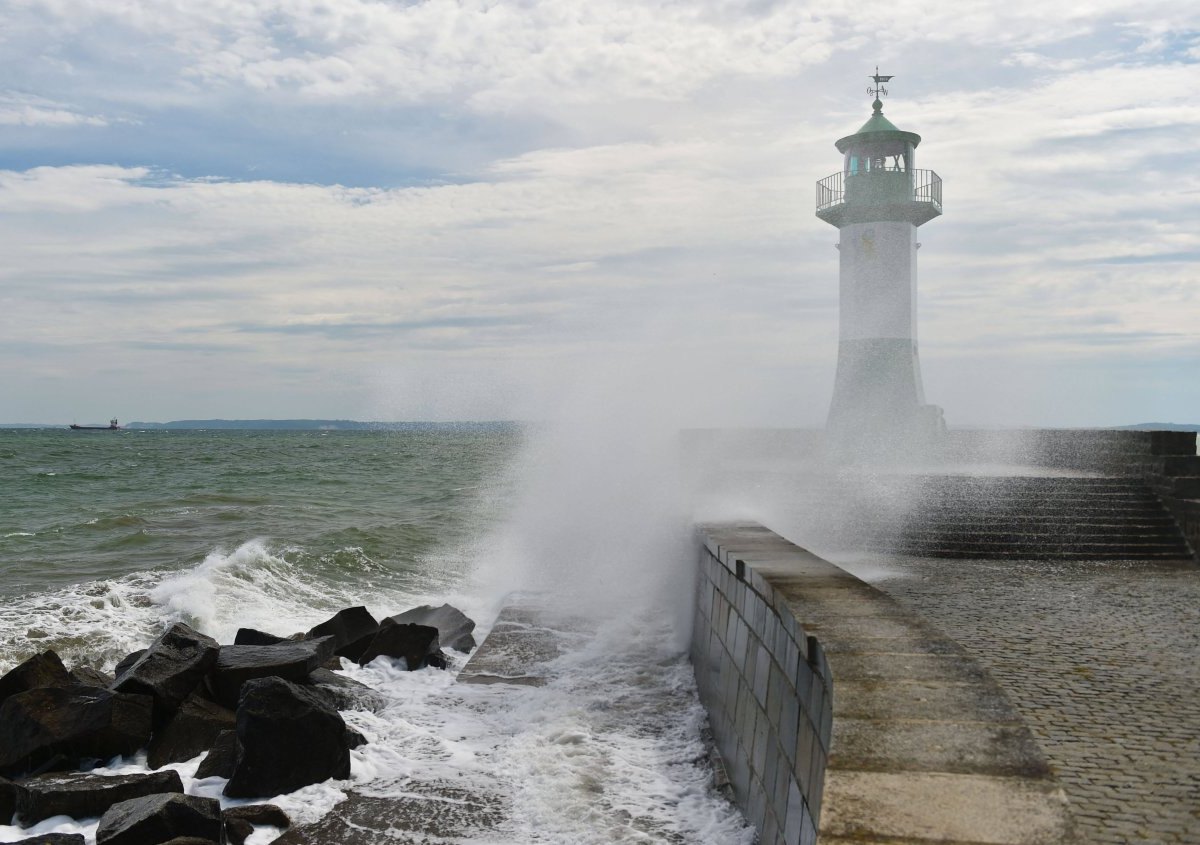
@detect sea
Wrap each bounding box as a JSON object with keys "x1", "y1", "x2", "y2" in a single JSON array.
[{"x1": 0, "y1": 426, "x2": 754, "y2": 844}]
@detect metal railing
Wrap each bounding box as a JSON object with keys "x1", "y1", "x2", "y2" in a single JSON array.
[
  {"x1": 816, "y1": 168, "x2": 942, "y2": 213},
  {"x1": 912, "y1": 169, "x2": 942, "y2": 209},
  {"x1": 816, "y1": 170, "x2": 845, "y2": 212}
]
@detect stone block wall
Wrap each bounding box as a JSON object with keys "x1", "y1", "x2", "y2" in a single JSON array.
[{"x1": 690, "y1": 528, "x2": 830, "y2": 845}]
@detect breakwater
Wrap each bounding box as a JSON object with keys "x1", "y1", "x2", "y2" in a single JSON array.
[{"x1": 693, "y1": 522, "x2": 1079, "y2": 844}]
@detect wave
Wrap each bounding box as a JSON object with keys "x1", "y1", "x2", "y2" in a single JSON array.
[
  {"x1": 95, "y1": 530, "x2": 155, "y2": 551},
  {"x1": 0, "y1": 538, "x2": 451, "y2": 675},
  {"x1": 84, "y1": 514, "x2": 149, "y2": 530}
]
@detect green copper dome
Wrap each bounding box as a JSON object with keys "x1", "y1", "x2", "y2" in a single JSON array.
[{"x1": 834, "y1": 101, "x2": 921, "y2": 154}]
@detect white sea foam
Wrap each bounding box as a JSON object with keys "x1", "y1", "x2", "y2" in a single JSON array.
[
  {"x1": 0, "y1": 538, "x2": 460, "y2": 674},
  {"x1": 0, "y1": 609, "x2": 749, "y2": 845}
]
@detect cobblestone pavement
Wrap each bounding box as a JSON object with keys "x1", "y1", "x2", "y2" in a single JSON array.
[{"x1": 840, "y1": 555, "x2": 1200, "y2": 845}]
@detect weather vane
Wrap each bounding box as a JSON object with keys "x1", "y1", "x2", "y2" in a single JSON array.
[{"x1": 868, "y1": 66, "x2": 893, "y2": 100}]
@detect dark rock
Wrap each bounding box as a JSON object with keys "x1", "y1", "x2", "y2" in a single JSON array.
[
  {"x1": 303, "y1": 668, "x2": 386, "y2": 713},
  {"x1": 9, "y1": 834, "x2": 86, "y2": 844},
  {"x1": 389, "y1": 604, "x2": 477, "y2": 653},
  {"x1": 224, "y1": 677, "x2": 350, "y2": 798},
  {"x1": 0, "y1": 775, "x2": 17, "y2": 824},
  {"x1": 147, "y1": 695, "x2": 235, "y2": 769},
  {"x1": 112, "y1": 651, "x2": 146, "y2": 680},
  {"x1": 194, "y1": 730, "x2": 237, "y2": 780},
  {"x1": 223, "y1": 803, "x2": 290, "y2": 844},
  {"x1": 426, "y1": 651, "x2": 448, "y2": 670},
  {"x1": 232, "y1": 628, "x2": 288, "y2": 646},
  {"x1": 223, "y1": 817, "x2": 253, "y2": 845},
  {"x1": 307, "y1": 607, "x2": 379, "y2": 663},
  {"x1": 345, "y1": 727, "x2": 368, "y2": 750},
  {"x1": 159, "y1": 839, "x2": 220, "y2": 845},
  {"x1": 357, "y1": 621, "x2": 440, "y2": 670},
  {"x1": 111, "y1": 624, "x2": 219, "y2": 728},
  {"x1": 14, "y1": 769, "x2": 183, "y2": 825},
  {"x1": 269, "y1": 786, "x2": 503, "y2": 844},
  {"x1": 223, "y1": 802, "x2": 290, "y2": 828},
  {"x1": 95, "y1": 793, "x2": 221, "y2": 845},
  {"x1": 208, "y1": 637, "x2": 335, "y2": 709},
  {"x1": 69, "y1": 665, "x2": 115, "y2": 688},
  {"x1": 0, "y1": 686, "x2": 153, "y2": 778},
  {"x1": 0, "y1": 652, "x2": 72, "y2": 709}
]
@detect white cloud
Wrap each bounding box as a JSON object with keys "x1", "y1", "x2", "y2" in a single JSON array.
[
  {"x1": 0, "y1": 91, "x2": 110, "y2": 127},
  {"x1": 0, "y1": 0, "x2": 1198, "y2": 424}
]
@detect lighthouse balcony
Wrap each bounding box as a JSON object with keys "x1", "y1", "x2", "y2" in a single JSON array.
[{"x1": 816, "y1": 168, "x2": 942, "y2": 227}]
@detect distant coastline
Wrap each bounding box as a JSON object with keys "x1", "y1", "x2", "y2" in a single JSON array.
[{"x1": 0, "y1": 420, "x2": 520, "y2": 431}]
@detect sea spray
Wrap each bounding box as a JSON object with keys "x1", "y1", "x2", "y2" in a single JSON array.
[{"x1": 469, "y1": 354, "x2": 703, "y2": 650}]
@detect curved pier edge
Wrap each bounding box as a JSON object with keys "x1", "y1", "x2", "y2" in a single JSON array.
[{"x1": 692, "y1": 521, "x2": 1079, "y2": 845}]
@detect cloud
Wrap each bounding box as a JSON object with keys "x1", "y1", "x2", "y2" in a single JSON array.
[
  {"x1": 0, "y1": 91, "x2": 112, "y2": 127},
  {"x1": 0, "y1": 0, "x2": 1198, "y2": 425}
]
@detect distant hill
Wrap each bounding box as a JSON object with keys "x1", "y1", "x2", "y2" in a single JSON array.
[
  {"x1": 123, "y1": 419, "x2": 518, "y2": 431},
  {"x1": 1116, "y1": 423, "x2": 1200, "y2": 432}
]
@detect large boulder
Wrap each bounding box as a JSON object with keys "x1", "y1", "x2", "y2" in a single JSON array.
[
  {"x1": 207, "y1": 638, "x2": 334, "y2": 709},
  {"x1": 388, "y1": 604, "x2": 477, "y2": 653},
  {"x1": 0, "y1": 652, "x2": 72, "y2": 709},
  {"x1": 307, "y1": 607, "x2": 379, "y2": 664},
  {"x1": 0, "y1": 775, "x2": 18, "y2": 823},
  {"x1": 111, "y1": 624, "x2": 219, "y2": 727},
  {"x1": 194, "y1": 731, "x2": 237, "y2": 780},
  {"x1": 9, "y1": 834, "x2": 86, "y2": 844},
  {"x1": 95, "y1": 793, "x2": 222, "y2": 845},
  {"x1": 344, "y1": 727, "x2": 368, "y2": 750},
  {"x1": 303, "y1": 669, "x2": 386, "y2": 713},
  {"x1": 232, "y1": 628, "x2": 289, "y2": 646},
  {"x1": 224, "y1": 677, "x2": 350, "y2": 798},
  {"x1": 0, "y1": 686, "x2": 153, "y2": 778},
  {"x1": 147, "y1": 695, "x2": 235, "y2": 769},
  {"x1": 357, "y1": 621, "x2": 442, "y2": 670},
  {"x1": 222, "y1": 804, "x2": 290, "y2": 845},
  {"x1": 112, "y1": 651, "x2": 146, "y2": 679},
  {"x1": 69, "y1": 665, "x2": 114, "y2": 688},
  {"x1": 14, "y1": 769, "x2": 183, "y2": 825}
]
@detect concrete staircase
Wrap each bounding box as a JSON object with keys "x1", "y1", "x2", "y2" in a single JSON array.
[
  {"x1": 765, "y1": 474, "x2": 1196, "y2": 563},
  {"x1": 695, "y1": 428, "x2": 1200, "y2": 563},
  {"x1": 864, "y1": 476, "x2": 1194, "y2": 561}
]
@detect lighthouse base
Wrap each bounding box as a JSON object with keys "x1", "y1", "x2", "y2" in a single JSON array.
[{"x1": 826, "y1": 338, "x2": 944, "y2": 458}]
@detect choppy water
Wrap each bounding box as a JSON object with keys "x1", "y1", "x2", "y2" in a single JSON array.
[
  {"x1": 0, "y1": 427, "x2": 515, "y2": 667},
  {"x1": 0, "y1": 426, "x2": 751, "y2": 844}
]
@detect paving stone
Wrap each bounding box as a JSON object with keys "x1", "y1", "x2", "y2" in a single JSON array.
[{"x1": 871, "y1": 556, "x2": 1200, "y2": 844}]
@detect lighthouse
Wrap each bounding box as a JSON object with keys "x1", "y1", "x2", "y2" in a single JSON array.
[{"x1": 816, "y1": 70, "x2": 944, "y2": 452}]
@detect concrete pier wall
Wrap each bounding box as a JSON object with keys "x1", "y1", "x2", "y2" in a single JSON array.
[{"x1": 691, "y1": 525, "x2": 831, "y2": 845}]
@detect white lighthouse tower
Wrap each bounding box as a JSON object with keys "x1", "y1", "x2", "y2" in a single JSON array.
[{"x1": 816, "y1": 70, "x2": 944, "y2": 452}]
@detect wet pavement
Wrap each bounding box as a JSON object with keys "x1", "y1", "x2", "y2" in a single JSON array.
[{"x1": 841, "y1": 555, "x2": 1200, "y2": 844}]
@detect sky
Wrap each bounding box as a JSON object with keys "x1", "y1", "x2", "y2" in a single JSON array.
[{"x1": 1, "y1": 0, "x2": 1197, "y2": 427}]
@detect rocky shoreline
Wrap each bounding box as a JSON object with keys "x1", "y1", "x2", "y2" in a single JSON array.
[{"x1": 0, "y1": 603, "x2": 475, "y2": 845}]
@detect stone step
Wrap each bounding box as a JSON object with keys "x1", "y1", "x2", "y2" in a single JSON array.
[
  {"x1": 1162, "y1": 477, "x2": 1200, "y2": 498},
  {"x1": 874, "y1": 540, "x2": 1192, "y2": 555},
  {"x1": 874, "y1": 548, "x2": 1194, "y2": 561},
  {"x1": 878, "y1": 539, "x2": 1191, "y2": 553},
  {"x1": 896, "y1": 519, "x2": 1179, "y2": 531}
]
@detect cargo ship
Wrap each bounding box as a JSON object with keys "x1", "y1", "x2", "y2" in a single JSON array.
[{"x1": 69, "y1": 418, "x2": 121, "y2": 430}]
